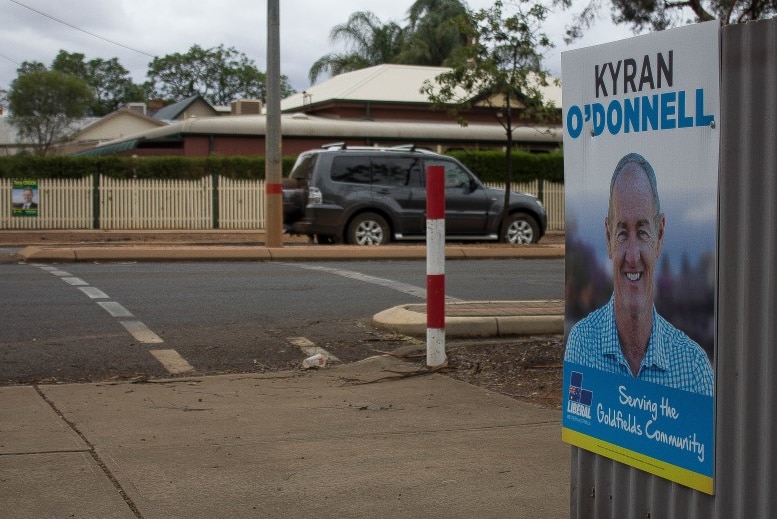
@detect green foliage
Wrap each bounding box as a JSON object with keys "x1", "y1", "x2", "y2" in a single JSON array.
[
  {"x1": 8, "y1": 71, "x2": 94, "y2": 156},
  {"x1": 72, "y1": 55, "x2": 144, "y2": 116},
  {"x1": 422, "y1": 0, "x2": 556, "y2": 125},
  {"x1": 309, "y1": 12, "x2": 406, "y2": 84},
  {"x1": 395, "y1": 0, "x2": 470, "y2": 66},
  {"x1": 553, "y1": 0, "x2": 776, "y2": 43},
  {"x1": 147, "y1": 44, "x2": 294, "y2": 105},
  {"x1": 21, "y1": 52, "x2": 143, "y2": 118},
  {"x1": 0, "y1": 156, "x2": 94, "y2": 179},
  {"x1": 0, "y1": 156, "x2": 299, "y2": 180},
  {"x1": 0, "y1": 152, "x2": 566, "y2": 183},
  {"x1": 10, "y1": 44, "x2": 289, "y2": 122},
  {"x1": 449, "y1": 149, "x2": 564, "y2": 184},
  {"x1": 308, "y1": 1, "x2": 470, "y2": 84}
]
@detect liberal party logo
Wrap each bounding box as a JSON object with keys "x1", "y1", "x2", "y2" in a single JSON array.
[{"x1": 567, "y1": 371, "x2": 593, "y2": 420}]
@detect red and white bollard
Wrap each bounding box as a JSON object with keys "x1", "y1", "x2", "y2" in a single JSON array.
[{"x1": 426, "y1": 165, "x2": 446, "y2": 367}]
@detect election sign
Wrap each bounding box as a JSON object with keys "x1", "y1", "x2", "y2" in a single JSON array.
[
  {"x1": 11, "y1": 179, "x2": 39, "y2": 217},
  {"x1": 561, "y1": 21, "x2": 719, "y2": 494}
]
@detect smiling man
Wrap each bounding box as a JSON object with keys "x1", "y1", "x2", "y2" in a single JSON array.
[{"x1": 564, "y1": 153, "x2": 714, "y2": 396}]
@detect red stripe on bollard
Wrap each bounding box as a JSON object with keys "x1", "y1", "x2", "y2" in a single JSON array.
[
  {"x1": 265, "y1": 183, "x2": 283, "y2": 195},
  {"x1": 426, "y1": 165, "x2": 445, "y2": 219},
  {"x1": 427, "y1": 274, "x2": 445, "y2": 329}
]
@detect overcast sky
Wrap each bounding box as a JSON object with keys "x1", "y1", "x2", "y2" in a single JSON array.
[{"x1": 1, "y1": 0, "x2": 635, "y2": 98}]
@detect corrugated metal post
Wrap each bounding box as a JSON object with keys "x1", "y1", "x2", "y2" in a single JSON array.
[
  {"x1": 714, "y1": 17, "x2": 777, "y2": 518},
  {"x1": 426, "y1": 165, "x2": 446, "y2": 367},
  {"x1": 264, "y1": 0, "x2": 283, "y2": 247}
]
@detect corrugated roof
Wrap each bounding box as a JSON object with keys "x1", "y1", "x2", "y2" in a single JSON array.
[
  {"x1": 74, "y1": 112, "x2": 560, "y2": 156},
  {"x1": 281, "y1": 64, "x2": 562, "y2": 111},
  {"x1": 152, "y1": 95, "x2": 203, "y2": 121},
  {"x1": 73, "y1": 138, "x2": 141, "y2": 157}
]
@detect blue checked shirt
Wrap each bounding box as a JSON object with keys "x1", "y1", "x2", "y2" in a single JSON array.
[{"x1": 565, "y1": 297, "x2": 714, "y2": 396}]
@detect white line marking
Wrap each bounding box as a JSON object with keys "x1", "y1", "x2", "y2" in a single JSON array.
[
  {"x1": 150, "y1": 349, "x2": 194, "y2": 374},
  {"x1": 36, "y1": 265, "x2": 58, "y2": 271},
  {"x1": 49, "y1": 270, "x2": 72, "y2": 276},
  {"x1": 120, "y1": 321, "x2": 164, "y2": 343},
  {"x1": 98, "y1": 302, "x2": 134, "y2": 318},
  {"x1": 287, "y1": 263, "x2": 461, "y2": 301},
  {"x1": 287, "y1": 336, "x2": 340, "y2": 362},
  {"x1": 62, "y1": 277, "x2": 88, "y2": 286},
  {"x1": 79, "y1": 287, "x2": 110, "y2": 299},
  {"x1": 287, "y1": 337, "x2": 315, "y2": 348}
]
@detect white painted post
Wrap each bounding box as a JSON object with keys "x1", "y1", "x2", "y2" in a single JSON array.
[{"x1": 426, "y1": 165, "x2": 446, "y2": 367}]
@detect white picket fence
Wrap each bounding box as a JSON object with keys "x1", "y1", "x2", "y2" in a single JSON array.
[
  {"x1": 1, "y1": 177, "x2": 563, "y2": 231},
  {"x1": 484, "y1": 180, "x2": 565, "y2": 231}
]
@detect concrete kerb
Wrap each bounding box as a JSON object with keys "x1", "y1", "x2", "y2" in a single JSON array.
[
  {"x1": 17, "y1": 244, "x2": 565, "y2": 263},
  {"x1": 373, "y1": 301, "x2": 565, "y2": 338},
  {"x1": 17, "y1": 247, "x2": 77, "y2": 262}
]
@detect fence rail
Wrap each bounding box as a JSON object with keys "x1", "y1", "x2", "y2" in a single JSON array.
[{"x1": 1, "y1": 176, "x2": 565, "y2": 232}]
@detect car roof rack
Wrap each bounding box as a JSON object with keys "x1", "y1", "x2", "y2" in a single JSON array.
[
  {"x1": 318, "y1": 142, "x2": 438, "y2": 154},
  {"x1": 321, "y1": 142, "x2": 347, "y2": 150},
  {"x1": 387, "y1": 144, "x2": 437, "y2": 155}
]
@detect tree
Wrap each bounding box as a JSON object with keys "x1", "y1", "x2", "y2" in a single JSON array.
[
  {"x1": 555, "y1": 0, "x2": 777, "y2": 43},
  {"x1": 395, "y1": 0, "x2": 471, "y2": 66},
  {"x1": 52, "y1": 51, "x2": 144, "y2": 116},
  {"x1": 147, "y1": 44, "x2": 293, "y2": 106},
  {"x1": 16, "y1": 61, "x2": 47, "y2": 76},
  {"x1": 308, "y1": 12, "x2": 405, "y2": 84},
  {"x1": 8, "y1": 70, "x2": 93, "y2": 156},
  {"x1": 309, "y1": 2, "x2": 471, "y2": 84},
  {"x1": 421, "y1": 0, "x2": 556, "y2": 241}
]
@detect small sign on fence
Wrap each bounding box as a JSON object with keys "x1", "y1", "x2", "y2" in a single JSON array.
[{"x1": 11, "y1": 179, "x2": 39, "y2": 217}]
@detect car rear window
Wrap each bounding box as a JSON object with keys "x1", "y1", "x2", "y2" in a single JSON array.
[
  {"x1": 372, "y1": 157, "x2": 420, "y2": 187},
  {"x1": 289, "y1": 153, "x2": 317, "y2": 183},
  {"x1": 331, "y1": 156, "x2": 372, "y2": 184}
]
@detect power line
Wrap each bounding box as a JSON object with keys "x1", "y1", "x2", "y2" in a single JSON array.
[
  {"x1": 0, "y1": 52, "x2": 20, "y2": 65},
  {"x1": 9, "y1": 0, "x2": 156, "y2": 58}
]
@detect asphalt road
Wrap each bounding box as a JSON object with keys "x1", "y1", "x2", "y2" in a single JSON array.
[{"x1": 0, "y1": 258, "x2": 563, "y2": 385}]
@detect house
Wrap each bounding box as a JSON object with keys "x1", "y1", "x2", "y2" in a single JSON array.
[
  {"x1": 281, "y1": 64, "x2": 562, "y2": 125},
  {"x1": 60, "y1": 108, "x2": 167, "y2": 155},
  {"x1": 150, "y1": 94, "x2": 220, "y2": 121},
  {"x1": 0, "y1": 107, "x2": 166, "y2": 156},
  {"x1": 74, "y1": 65, "x2": 563, "y2": 158}
]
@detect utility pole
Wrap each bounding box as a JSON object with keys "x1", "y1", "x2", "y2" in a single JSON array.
[{"x1": 265, "y1": 0, "x2": 283, "y2": 247}]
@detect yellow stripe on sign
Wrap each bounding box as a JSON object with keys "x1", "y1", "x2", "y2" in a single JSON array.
[{"x1": 562, "y1": 428, "x2": 714, "y2": 495}]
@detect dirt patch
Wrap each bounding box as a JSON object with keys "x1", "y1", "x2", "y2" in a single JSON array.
[
  {"x1": 444, "y1": 336, "x2": 564, "y2": 409},
  {"x1": 384, "y1": 335, "x2": 565, "y2": 409}
]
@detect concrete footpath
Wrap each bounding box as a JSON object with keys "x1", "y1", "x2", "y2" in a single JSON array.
[
  {"x1": 1, "y1": 356, "x2": 568, "y2": 518},
  {"x1": 0, "y1": 230, "x2": 569, "y2": 518}
]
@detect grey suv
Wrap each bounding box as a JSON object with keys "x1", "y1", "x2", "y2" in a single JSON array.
[{"x1": 282, "y1": 143, "x2": 547, "y2": 245}]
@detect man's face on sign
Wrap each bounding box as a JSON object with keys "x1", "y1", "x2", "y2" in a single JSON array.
[{"x1": 606, "y1": 163, "x2": 665, "y2": 322}]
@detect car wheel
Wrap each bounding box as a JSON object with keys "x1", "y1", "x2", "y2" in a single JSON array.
[
  {"x1": 347, "y1": 212, "x2": 390, "y2": 246},
  {"x1": 503, "y1": 213, "x2": 539, "y2": 244}
]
